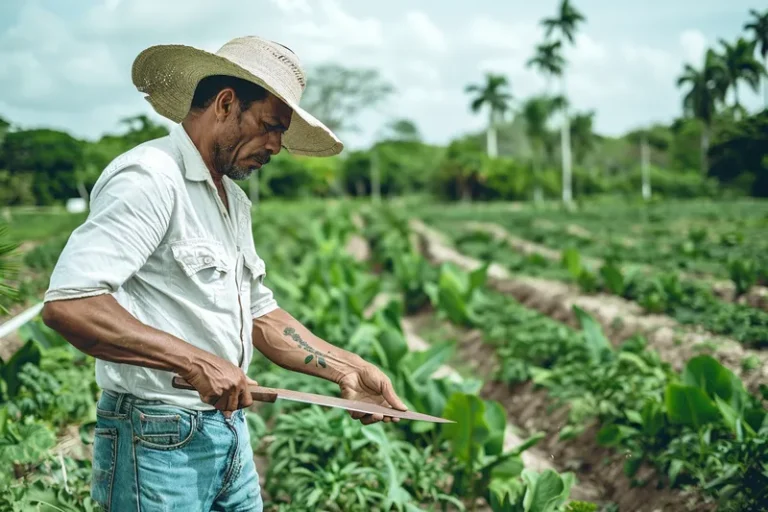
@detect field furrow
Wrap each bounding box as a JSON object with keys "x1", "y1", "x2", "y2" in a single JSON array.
[{"x1": 409, "y1": 219, "x2": 768, "y2": 392}]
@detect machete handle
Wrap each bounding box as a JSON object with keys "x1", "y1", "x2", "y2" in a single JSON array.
[{"x1": 171, "y1": 376, "x2": 278, "y2": 403}]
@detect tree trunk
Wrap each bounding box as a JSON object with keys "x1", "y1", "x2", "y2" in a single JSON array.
[
  {"x1": 560, "y1": 73, "x2": 572, "y2": 203},
  {"x1": 532, "y1": 157, "x2": 543, "y2": 204},
  {"x1": 641, "y1": 135, "x2": 651, "y2": 200},
  {"x1": 487, "y1": 109, "x2": 498, "y2": 158},
  {"x1": 371, "y1": 150, "x2": 381, "y2": 204},
  {"x1": 355, "y1": 180, "x2": 365, "y2": 197},
  {"x1": 76, "y1": 181, "x2": 89, "y2": 203},
  {"x1": 734, "y1": 85, "x2": 741, "y2": 120},
  {"x1": 700, "y1": 124, "x2": 710, "y2": 176}
]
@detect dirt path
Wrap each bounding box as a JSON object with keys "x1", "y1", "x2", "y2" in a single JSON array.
[
  {"x1": 518, "y1": 220, "x2": 768, "y2": 310},
  {"x1": 411, "y1": 219, "x2": 767, "y2": 393}
]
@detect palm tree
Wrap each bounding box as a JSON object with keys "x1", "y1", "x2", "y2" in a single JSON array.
[
  {"x1": 541, "y1": 0, "x2": 586, "y2": 44},
  {"x1": 538, "y1": 0, "x2": 586, "y2": 203},
  {"x1": 569, "y1": 110, "x2": 595, "y2": 166},
  {"x1": 744, "y1": 9, "x2": 768, "y2": 107},
  {"x1": 465, "y1": 73, "x2": 513, "y2": 158},
  {"x1": 717, "y1": 37, "x2": 766, "y2": 116},
  {"x1": 521, "y1": 95, "x2": 564, "y2": 202},
  {"x1": 677, "y1": 49, "x2": 727, "y2": 174},
  {"x1": 527, "y1": 41, "x2": 566, "y2": 89}
]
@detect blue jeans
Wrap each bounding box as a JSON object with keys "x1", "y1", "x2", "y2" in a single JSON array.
[{"x1": 92, "y1": 390, "x2": 263, "y2": 511}]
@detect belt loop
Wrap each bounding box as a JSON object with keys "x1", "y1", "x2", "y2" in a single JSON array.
[{"x1": 115, "y1": 393, "x2": 125, "y2": 414}]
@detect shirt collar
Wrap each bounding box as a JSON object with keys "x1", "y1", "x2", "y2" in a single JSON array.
[{"x1": 170, "y1": 123, "x2": 213, "y2": 183}]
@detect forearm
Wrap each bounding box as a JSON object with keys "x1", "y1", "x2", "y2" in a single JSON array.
[
  {"x1": 251, "y1": 308, "x2": 367, "y2": 384},
  {"x1": 42, "y1": 294, "x2": 206, "y2": 375}
]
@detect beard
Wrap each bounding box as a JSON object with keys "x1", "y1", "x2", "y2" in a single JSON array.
[{"x1": 212, "y1": 130, "x2": 270, "y2": 181}]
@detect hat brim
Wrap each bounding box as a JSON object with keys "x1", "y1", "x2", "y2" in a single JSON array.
[{"x1": 131, "y1": 44, "x2": 343, "y2": 157}]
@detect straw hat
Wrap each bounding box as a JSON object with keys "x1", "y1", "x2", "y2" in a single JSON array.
[{"x1": 131, "y1": 36, "x2": 343, "y2": 157}]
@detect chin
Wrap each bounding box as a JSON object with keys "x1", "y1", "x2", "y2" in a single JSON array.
[{"x1": 226, "y1": 167, "x2": 255, "y2": 181}]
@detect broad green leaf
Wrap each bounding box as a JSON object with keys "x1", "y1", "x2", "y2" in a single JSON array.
[
  {"x1": 406, "y1": 341, "x2": 455, "y2": 383},
  {"x1": 665, "y1": 383, "x2": 721, "y2": 429},
  {"x1": 0, "y1": 406, "x2": 7, "y2": 436},
  {"x1": 682, "y1": 355, "x2": 746, "y2": 410},
  {"x1": 600, "y1": 263, "x2": 625, "y2": 295},
  {"x1": 596, "y1": 425, "x2": 621, "y2": 446},
  {"x1": 522, "y1": 469, "x2": 568, "y2": 512},
  {"x1": 640, "y1": 401, "x2": 665, "y2": 437},
  {"x1": 626, "y1": 410, "x2": 643, "y2": 424},
  {"x1": 484, "y1": 400, "x2": 507, "y2": 456},
  {"x1": 490, "y1": 455, "x2": 525, "y2": 480},
  {"x1": 668, "y1": 459, "x2": 684, "y2": 486},
  {"x1": 468, "y1": 262, "x2": 490, "y2": 294},
  {"x1": 488, "y1": 477, "x2": 525, "y2": 512},
  {"x1": 562, "y1": 248, "x2": 582, "y2": 279},
  {"x1": 744, "y1": 407, "x2": 767, "y2": 434},
  {"x1": 714, "y1": 396, "x2": 755, "y2": 438},
  {"x1": 1, "y1": 339, "x2": 42, "y2": 399},
  {"x1": 378, "y1": 327, "x2": 409, "y2": 368},
  {"x1": 573, "y1": 306, "x2": 613, "y2": 362},
  {"x1": 442, "y1": 393, "x2": 489, "y2": 464},
  {"x1": 624, "y1": 453, "x2": 643, "y2": 478},
  {"x1": 437, "y1": 265, "x2": 471, "y2": 324},
  {"x1": 618, "y1": 352, "x2": 650, "y2": 372},
  {"x1": 509, "y1": 432, "x2": 545, "y2": 456}
]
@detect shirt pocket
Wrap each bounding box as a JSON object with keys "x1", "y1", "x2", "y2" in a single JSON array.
[{"x1": 168, "y1": 239, "x2": 230, "y2": 305}]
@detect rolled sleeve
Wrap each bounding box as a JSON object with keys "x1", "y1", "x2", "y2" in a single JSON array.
[
  {"x1": 250, "y1": 276, "x2": 278, "y2": 318},
  {"x1": 44, "y1": 163, "x2": 173, "y2": 302}
]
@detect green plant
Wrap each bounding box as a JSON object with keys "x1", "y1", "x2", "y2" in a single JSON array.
[{"x1": 425, "y1": 262, "x2": 489, "y2": 326}]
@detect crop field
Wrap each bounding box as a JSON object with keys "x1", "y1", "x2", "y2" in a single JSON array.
[{"x1": 0, "y1": 198, "x2": 767, "y2": 511}]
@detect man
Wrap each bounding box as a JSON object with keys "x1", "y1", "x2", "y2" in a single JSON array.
[{"x1": 41, "y1": 36, "x2": 407, "y2": 512}]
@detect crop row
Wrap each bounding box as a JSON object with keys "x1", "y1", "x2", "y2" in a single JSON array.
[
  {"x1": 436, "y1": 224, "x2": 768, "y2": 349},
  {"x1": 360, "y1": 206, "x2": 768, "y2": 511},
  {"x1": 415, "y1": 199, "x2": 768, "y2": 285}
]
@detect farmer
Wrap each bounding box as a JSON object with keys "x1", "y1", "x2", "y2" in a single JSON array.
[{"x1": 41, "y1": 36, "x2": 407, "y2": 511}]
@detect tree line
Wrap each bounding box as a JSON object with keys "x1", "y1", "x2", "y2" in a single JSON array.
[{"x1": 0, "y1": 5, "x2": 766, "y2": 206}]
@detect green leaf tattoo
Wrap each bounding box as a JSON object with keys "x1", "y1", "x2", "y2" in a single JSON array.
[{"x1": 284, "y1": 327, "x2": 327, "y2": 369}]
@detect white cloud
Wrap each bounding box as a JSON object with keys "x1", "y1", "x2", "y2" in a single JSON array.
[
  {"x1": 467, "y1": 17, "x2": 542, "y2": 53},
  {"x1": 266, "y1": 0, "x2": 312, "y2": 16},
  {"x1": 402, "y1": 59, "x2": 442, "y2": 84},
  {"x1": 405, "y1": 11, "x2": 447, "y2": 52},
  {"x1": 569, "y1": 33, "x2": 608, "y2": 65},
  {"x1": 679, "y1": 29, "x2": 707, "y2": 66},
  {"x1": 290, "y1": 0, "x2": 384, "y2": 49}
]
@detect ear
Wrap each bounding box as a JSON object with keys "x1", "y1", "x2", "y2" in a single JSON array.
[{"x1": 214, "y1": 88, "x2": 237, "y2": 121}]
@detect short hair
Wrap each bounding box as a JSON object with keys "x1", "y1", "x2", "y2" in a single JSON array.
[{"x1": 189, "y1": 75, "x2": 269, "y2": 112}]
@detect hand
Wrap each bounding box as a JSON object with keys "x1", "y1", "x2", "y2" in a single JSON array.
[
  {"x1": 180, "y1": 353, "x2": 256, "y2": 415},
  {"x1": 338, "y1": 364, "x2": 407, "y2": 425}
]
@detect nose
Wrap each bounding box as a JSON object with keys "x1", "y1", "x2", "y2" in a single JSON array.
[{"x1": 264, "y1": 132, "x2": 282, "y2": 156}]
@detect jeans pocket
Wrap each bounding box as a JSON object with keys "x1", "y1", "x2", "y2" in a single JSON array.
[
  {"x1": 91, "y1": 428, "x2": 117, "y2": 510},
  {"x1": 133, "y1": 405, "x2": 196, "y2": 451}
]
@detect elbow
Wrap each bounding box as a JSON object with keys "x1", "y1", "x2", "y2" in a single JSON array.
[{"x1": 42, "y1": 301, "x2": 67, "y2": 332}]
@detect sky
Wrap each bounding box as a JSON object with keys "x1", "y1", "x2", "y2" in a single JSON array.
[{"x1": 0, "y1": 0, "x2": 765, "y2": 150}]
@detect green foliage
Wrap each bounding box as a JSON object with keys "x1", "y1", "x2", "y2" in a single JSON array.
[{"x1": 709, "y1": 110, "x2": 768, "y2": 197}]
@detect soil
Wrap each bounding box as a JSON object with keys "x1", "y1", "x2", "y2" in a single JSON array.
[{"x1": 415, "y1": 220, "x2": 767, "y2": 393}]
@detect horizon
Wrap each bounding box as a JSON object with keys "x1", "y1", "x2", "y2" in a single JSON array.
[{"x1": 0, "y1": 0, "x2": 765, "y2": 149}]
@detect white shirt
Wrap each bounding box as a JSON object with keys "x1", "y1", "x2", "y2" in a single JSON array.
[{"x1": 44, "y1": 123, "x2": 278, "y2": 410}]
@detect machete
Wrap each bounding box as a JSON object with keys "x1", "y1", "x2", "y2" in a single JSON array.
[{"x1": 171, "y1": 376, "x2": 453, "y2": 423}]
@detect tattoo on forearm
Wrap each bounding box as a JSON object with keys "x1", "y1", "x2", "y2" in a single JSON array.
[{"x1": 283, "y1": 327, "x2": 327, "y2": 368}]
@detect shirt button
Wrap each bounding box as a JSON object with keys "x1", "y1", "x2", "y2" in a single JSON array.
[{"x1": 204, "y1": 256, "x2": 213, "y2": 264}]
